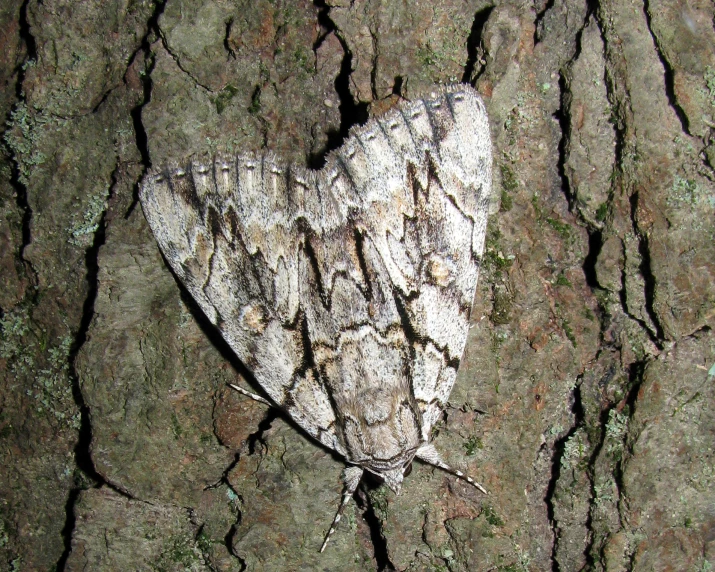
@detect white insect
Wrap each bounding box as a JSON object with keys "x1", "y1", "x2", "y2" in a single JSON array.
[{"x1": 140, "y1": 84, "x2": 492, "y2": 550}]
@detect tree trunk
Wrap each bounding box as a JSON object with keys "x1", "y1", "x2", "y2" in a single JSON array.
[{"x1": 1, "y1": 0, "x2": 713, "y2": 570}]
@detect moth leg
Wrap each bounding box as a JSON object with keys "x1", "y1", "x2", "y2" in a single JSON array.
[
  {"x1": 416, "y1": 443, "x2": 487, "y2": 494},
  {"x1": 320, "y1": 465, "x2": 363, "y2": 552},
  {"x1": 228, "y1": 383, "x2": 272, "y2": 407}
]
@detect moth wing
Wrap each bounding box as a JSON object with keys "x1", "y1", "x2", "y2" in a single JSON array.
[
  {"x1": 326, "y1": 85, "x2": 492, "y2": 439},
  {"x1": 140, "y1": 155, "x2": 346, "y2": 456}
]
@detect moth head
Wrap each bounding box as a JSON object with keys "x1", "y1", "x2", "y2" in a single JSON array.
[
  {"x1": 364, "y1": 452, "x2": 417, "y2": 495},
  {"x1": 379, "y1": 467, "x2": 405, "y2": 494}
]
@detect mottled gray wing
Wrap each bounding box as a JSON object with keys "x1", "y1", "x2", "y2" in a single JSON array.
[
  {"x1": 139, "y1": 84, "x2": 491, "y2": 456},
  {"x1": 314, "y1": 85, "x2": 492, "y2": 441},
  {"x1": 140, "y1": 153, "x2": 348, "y2": 455}
]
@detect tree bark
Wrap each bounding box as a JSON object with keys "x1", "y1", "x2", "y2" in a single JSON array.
[{"x1": 1, "y1": 0, "x2": 713, "y2": 570}]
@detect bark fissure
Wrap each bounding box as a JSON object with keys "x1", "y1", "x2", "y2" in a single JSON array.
[
  {"x1": 629, "y1": 192, "x2": 666, "y2": 344},
  {"x1": 555, "y1": 5, "x2": 595, "y2": 209},
  {"x1": 359, "y1": 485, "x2": 396, "y2": 571},
  {"x1": 310, "y1": 0, "x2": 369, "y2": 168},
  {"x1": 642, "y1": 0, "x2": 691, "y2": 136},
  {"x1": 57, "y1": 164, "x2": 140, "y2": 571},
  {"x1": 55, "y1": 2, "x2": 169, "y2": 567},
  {"x1": 534, "y1": 0, "x2": 556, "y2": 43},
  {"x1": 7, "y1": 0, "x2": 39, "y2": 285},
  {"x1": 545, "y1": 381, "x2": 587, "y2": 572},
  {"x1": 156, "y1": 31, "x2": 214, "y2": 94},
  {"x1": 462, "y1": 5, "x2": 494, "y2": 84},
  {"x1": 582, "y1": 229, "x2": 603, "y2": 289},
  {"x1": 594, "y1": 5, "x2": 665, "y2": 350},
  {"x1": 126, "y1": 0, "x2": 166, "y2": 217}
]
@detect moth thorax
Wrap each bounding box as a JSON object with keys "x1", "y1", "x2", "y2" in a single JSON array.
[
  {"x1": 342, "y1": 398, "x2": 421, "y2": 473},
  {"x1": 361, "y1": 387, "x2": 393, "y2": 425}
]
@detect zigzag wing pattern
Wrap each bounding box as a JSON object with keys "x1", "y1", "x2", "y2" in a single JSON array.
[{"x1": 139, "y1": 84, "x2": 492, "y2": 464}]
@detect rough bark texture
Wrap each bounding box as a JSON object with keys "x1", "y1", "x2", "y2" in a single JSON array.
[{"x1": 0, "y1": 0, "x2": 713, "y2": 570}]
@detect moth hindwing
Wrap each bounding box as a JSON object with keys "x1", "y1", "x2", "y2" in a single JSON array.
[{"x1": 139, "y1": 83, "x2": 492, "y2": 551}]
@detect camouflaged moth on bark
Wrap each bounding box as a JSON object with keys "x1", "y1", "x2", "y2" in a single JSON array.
[{"x1": 139, "y1": 84, "x2": 492, "y2": 551}]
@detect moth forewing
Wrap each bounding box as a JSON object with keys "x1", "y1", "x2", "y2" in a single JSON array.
[{"x1": 139, "y1": 84, "x2": 492, "y2": 551}]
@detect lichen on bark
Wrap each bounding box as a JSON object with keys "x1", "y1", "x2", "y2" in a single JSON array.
[{"x1": 0, "y1": 0, "x2": 713, "y2": 570}]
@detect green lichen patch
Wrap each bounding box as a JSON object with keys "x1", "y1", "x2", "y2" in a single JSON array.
[
  {"x1": 3, "y1": 103, "x2": 49, "y2": 186},
  {"x1": 67, "y1": 191, "x2": 108, "y2": 247},
  {"x1": 0, "y1": 306, "x2": 34, "y2": 375},
  {"x1": 595, "y1": 202, "x2": 609, "y2": 221},
  {"x1": 247, "y1": 86, "x2": 262, "y2": 115},
  {"x1": 500, "y1": 189, "x2": 514, "y2": 212},
  {"x1": 153, "y1": 533, "x2": 205, "y2": 572},
  {"x1": 416, "y1": 35, "x2": 463, "y2": 82},
  {"x1": 292, "y1": 47, "x2": 315, "y2": 75},
  {"x1": 530, "y1": 192, "x2": 544, "y2": 220},
  {"x1": 499, "y1": 163, "x2": 518, "y2": 212},
  {"x1": 483, "y1": 225, "x2": 515, "y2": 273},
  {"x1": 668, "y1": 176, "x2": 699, "y2": 207},
  {"x1": 368, "y1": 486, "x2": 390, "y2": 524},
  {"x1": 482, "y1": 505, "x2": 504, "y2": 527},
  {"x1": 555, "y1": 273, "x2": 572, "y2": 288},
  {"x1": 546, "y1": 216, "x2": 571, "y2": 239},
  {"x1": 462, "y1": 434, "x2": 483, "y2": 456},
  {"x1": 491, "y1": 286, "x2": 513, "y2": 325},
  {"x1": 666, "y1": 175, "x2": 713, "y2": 212},
  {"x1": 604, "y1": 408, "x2": 628, "y2": 462},
  {"x1": 561, "y1": 318, "x2": 577, "y2": 347},
  {"x1": 1, "y1": 306, "x2": 80, "y2": 430},
  {"x1": 212, "y1": 84, "x2": 239, "y2": 114},
  {"x1": 32, "y1": 334, "x2": 80, "y2": 430}
]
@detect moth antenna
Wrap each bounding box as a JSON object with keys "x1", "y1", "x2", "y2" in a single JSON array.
[
  {"x1": 228, "y1": 383, "x2": 272, "y2": 407},
  {"x1": 320, "y1": 466, "x2": 363, "y2": 552},
  {"x1": 415, "y1": 443, "x2": 487, "y2": 494}
]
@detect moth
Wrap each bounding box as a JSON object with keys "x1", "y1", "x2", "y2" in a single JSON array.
[{"x1": 139, "y1": 84, "x2": 492, "y2": 550}]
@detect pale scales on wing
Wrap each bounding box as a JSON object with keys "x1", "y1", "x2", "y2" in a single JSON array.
[{"x1": 139, "y1": 83, "x2": 492, "y2": 551}]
